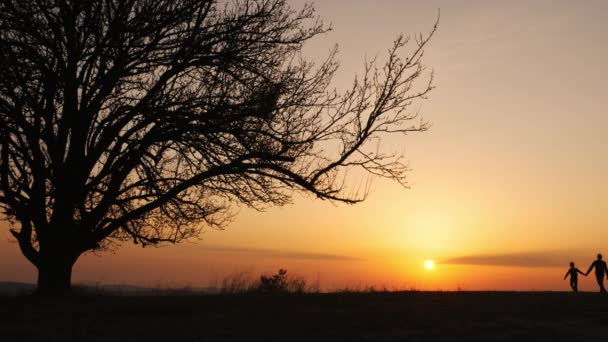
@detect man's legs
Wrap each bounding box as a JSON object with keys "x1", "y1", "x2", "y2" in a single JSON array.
[{"x1": 596, "y1": 276, "x2": 606, "y2": 293}]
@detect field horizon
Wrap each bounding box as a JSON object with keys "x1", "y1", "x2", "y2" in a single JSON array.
[{"x1": 0, "y1": 279, "x2": 591, "y2": 296}]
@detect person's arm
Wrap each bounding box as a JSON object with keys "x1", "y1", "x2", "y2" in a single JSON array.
[
  {"x1": 577, "y1": 269, "x2": 586, "y2": 276},
  {"x1": 565, "y1": 270, "x2": 570, "y2": 280},
  {"x1": 586, "y1": 262, "x2": 595, "y2": 276}
]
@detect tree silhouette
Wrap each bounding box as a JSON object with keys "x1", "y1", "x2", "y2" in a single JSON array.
[{"x1": 0, "y1": 0, "x2": 436, "y2": 294}]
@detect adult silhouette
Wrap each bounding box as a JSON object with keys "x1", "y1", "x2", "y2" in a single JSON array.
[{"x1": 585, "y1": 254, "x2": 608, "y2": 293}]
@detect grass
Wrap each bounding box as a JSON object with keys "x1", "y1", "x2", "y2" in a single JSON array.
[{"x1": 1, "y1": 291, "x2": 608, "y2": 341}]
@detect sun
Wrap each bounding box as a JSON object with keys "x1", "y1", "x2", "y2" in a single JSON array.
[{"x1": 424, "y1": 259, "x2": 435, "y2": 270}]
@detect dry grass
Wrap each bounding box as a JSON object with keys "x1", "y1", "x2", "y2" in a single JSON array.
[{"x1": 1, "y1": 291, "x2": 608, "y2": 341}]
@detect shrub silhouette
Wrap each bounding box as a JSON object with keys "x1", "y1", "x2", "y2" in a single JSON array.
[
  {"x1": 255, "y1": 269, "x2": 309, "y2": 294},
  {"x1": 258, "y1": 269, "x2": 289, "y2": 293}
]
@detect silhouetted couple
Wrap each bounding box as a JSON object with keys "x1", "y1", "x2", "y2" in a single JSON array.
[{"x1": 564, "y1": 254, "x2": 608, "y2": 293}]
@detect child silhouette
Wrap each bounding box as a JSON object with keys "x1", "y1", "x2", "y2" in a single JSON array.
[{"x1": 564, "y1": 262, "x2": 586, "y2": 292}]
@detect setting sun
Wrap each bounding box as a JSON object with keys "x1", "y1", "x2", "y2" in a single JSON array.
[{"x1": 1, "y1": 0, "x2": 608, "y2": 297}]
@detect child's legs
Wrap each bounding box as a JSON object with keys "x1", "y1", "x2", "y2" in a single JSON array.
[{"x1": 570, "y1": 279, "x2": 578, "y2": 292}]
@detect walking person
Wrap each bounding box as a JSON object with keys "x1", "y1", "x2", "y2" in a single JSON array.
[
  {"x1": 585, "y1": 254, "x2": 608, "y2": 293},
  {"x1": 564, "y1": 262, "x2": 586, "y2": 292}
]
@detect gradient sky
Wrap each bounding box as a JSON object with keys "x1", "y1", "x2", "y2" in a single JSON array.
[{"x1": 1, "y1": 0, "x2": 608, "y2": 291}]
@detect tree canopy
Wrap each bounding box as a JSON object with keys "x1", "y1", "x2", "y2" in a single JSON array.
[{"x1": 0, "y1": 0, "x2": 436, "y2": 293}]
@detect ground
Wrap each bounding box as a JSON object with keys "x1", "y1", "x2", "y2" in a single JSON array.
[{"x1": 1, "y1": 291, "x2": 607, "y2": 341}]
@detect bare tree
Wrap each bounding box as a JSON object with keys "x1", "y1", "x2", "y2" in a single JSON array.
[{"x1": 0, "y1": 0, "x2": 436, "y2": 294}]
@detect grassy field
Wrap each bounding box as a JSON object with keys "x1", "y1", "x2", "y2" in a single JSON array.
[{"x1": 1, "y1": 291, "x2": 608, "y2": 341}]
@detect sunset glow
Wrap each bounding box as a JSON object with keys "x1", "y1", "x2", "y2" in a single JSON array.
[{"x1": 1, "y1": 0, "x2": 608, "y2": 293}]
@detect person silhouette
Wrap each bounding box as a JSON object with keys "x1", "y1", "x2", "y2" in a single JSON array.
[
  {"x1": 564, "y1": 262, "x2": 585, "y2": 292},
  {"x1": 585, "y1": 253, "x2": 608, "y2": 293}
]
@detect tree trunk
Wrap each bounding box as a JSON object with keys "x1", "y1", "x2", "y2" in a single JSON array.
[{"x1": 36, "y1": 255, "x2": 77, "y2": 296}]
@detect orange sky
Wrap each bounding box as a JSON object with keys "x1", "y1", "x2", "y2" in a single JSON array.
[{"x1": 2, "y1": 0, "x2": 608, "y2": 291}]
